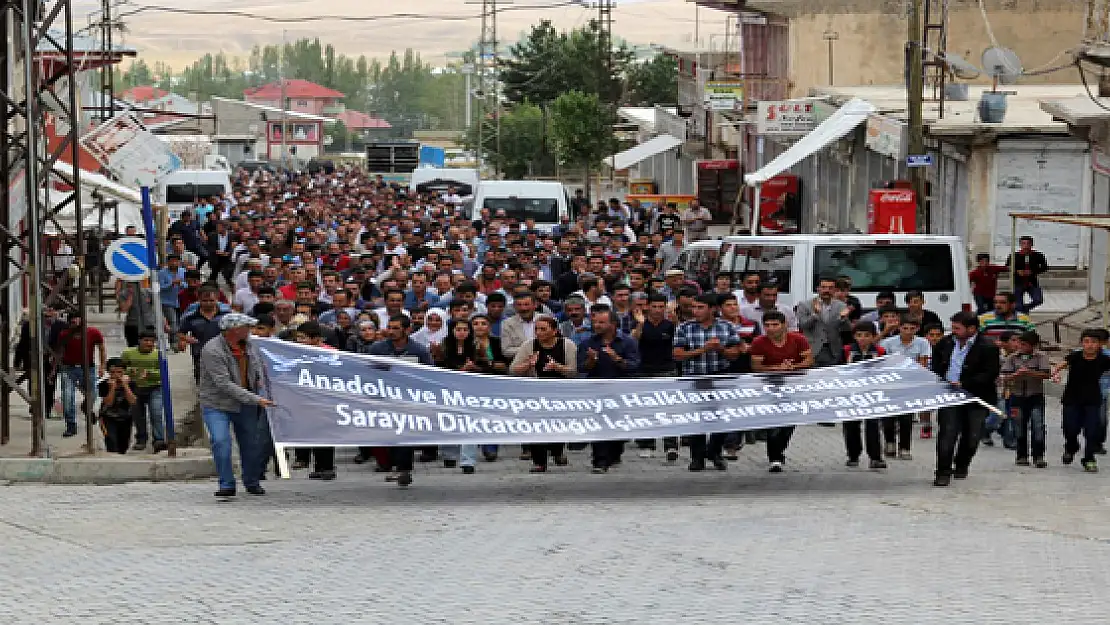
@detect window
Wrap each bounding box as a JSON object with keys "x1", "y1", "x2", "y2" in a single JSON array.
[
  {"x1": 726, "y1": 244, "x2": 794, "y2": 292},
  {"x1": 165, "y1": 184, "x2": 227, "y2": 204},
  {"x1": 481, "y1": 197, "x2": 559, "y2": 223},
  {"x1": 297, "y1": 100, "x2": 308, "y2": 107},
  {"x1": 812, "y1": 244, "x2": 955, "y2": 292}
]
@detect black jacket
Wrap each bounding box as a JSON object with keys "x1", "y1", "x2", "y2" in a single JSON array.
[
  {"x1": 930, "y1": 333, "x2": 1000, "y2": 404},
  {"x1": 1007, "y1": 250, "x2": 1049, "y2": 287}
]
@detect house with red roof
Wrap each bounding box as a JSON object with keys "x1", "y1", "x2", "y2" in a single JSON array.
[
  {"x1": 244, "y1": 79, "x2": 346, "y2": 117},
  {"x1": 119, "y1": 85, "x2": 168, "y2": 103}
]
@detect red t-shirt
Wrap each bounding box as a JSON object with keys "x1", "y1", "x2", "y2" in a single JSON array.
[
  {"x1": 750, "y1": 332, "x2": 810, "y2": 367},
  {"x1": 278, "y1": 283, "x2": 298, "y2": 300},
  {"x1": 57, "y1": 327, "x2": 105, "y2": 366},
  {"x1": 969, "y1": 265, "x2": 1006, "y2": 297}
]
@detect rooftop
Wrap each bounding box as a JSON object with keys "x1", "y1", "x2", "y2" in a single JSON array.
[
  {"x1": 244, "y1": 79, "x2": 345, "y2": 101},
  {"x1": 808, "y1": 84, "x2": 1083, "y2": 136},
  {"x1": 211, "y1": 96, "x2": 335, "y2": 123},
  {"x1": 119, "y1": 86, "x2": 169, "y2": 103},
  {"x1": 333, "y1": 109, "x2": 391, "y2": 130}
]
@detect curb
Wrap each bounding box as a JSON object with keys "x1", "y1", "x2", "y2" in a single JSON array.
[{"x1": 0, "y1": 453, "x2": 216, "y2": 484}]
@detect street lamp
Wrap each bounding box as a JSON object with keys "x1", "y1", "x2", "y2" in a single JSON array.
[{"x1": 823, "y1": 29, "x2": 840, "y2": 86}]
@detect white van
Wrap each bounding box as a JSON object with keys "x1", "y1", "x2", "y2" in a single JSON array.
[
  {"x1": 159, "y1": 170, "x2": 233, "y2": 222},
  {"x1": 410, "y1": 168, "x2": 479, "y2": 198},
  {"x1": 471, "y1": 180, "x2": 572, "y2": 232},
  {"x1": 699, "y1": 234, "x2": 972, "y2": 324}
]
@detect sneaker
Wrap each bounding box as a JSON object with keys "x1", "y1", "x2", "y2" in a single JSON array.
[
  {"x1": 1034, "y1": 457, "x2": 1048, "y2": 469},
  {"x1": 213, "y1": 488, "x2": 236, "y2": 497},
  {"x1": 638, "y1": 449, "x2": 654, "y2": 459},
  {"x1": 1062, "y1": 452, "x2": 1075, "y2": 465},
  {"x1": 869, "y1": 459, "x2": 887, "y2": 470},
  {"x1": 1015, "y1": 456, "x2": 1031, "y2": 466},
  {"x1": 884, "y1": 443, "x2": 897, "y2": 458},
  {"x1": 1084, "y1": 460, "x2": 1099, "y2": 473},
  {"x1": 151, "y1": 441, "x2": 168, "y2": 453},
  {"x1": 769, "y1": 461, "x2": 784, "y2": 473},
  {"x1": 61, "y1": 428, "x2": 77, "y2": 438},
  {"x1": 920, "y1": 425, "x2": 933, "y2": 439},
  {"x1": 898, "y1": 449, "x2": 912, "y2": 461},
  {"x1": 397, "y1": 471, "x2": 413, "y2": 487},
  {"x1": 665, "y1": 449, "x2": 679, "y2": 464},
  {"x1": 933, "y1": 473, "x2": 951, "y2": 487},
  {"x1": 846, "y1": 458, "x2": 860, "y2": 468},
  {"x1": 245, "y1": 485, "x2": 266, "y2": 496},
  {"x1": 953, "y1": 467, "x2": 969, "y2": 479}
]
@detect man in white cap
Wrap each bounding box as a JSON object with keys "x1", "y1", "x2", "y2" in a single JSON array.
[{"x1": 198, "y1": 312, "x2": 274, "y2": 497}]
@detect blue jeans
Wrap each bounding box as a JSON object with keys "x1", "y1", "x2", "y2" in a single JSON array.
[
  {"x1": 1015, "y1": 283, "x2": 1044, "y2": 313},
  {"x1": 481, "y1": 444, "x2": 499, "y2": 458},
  {"x1": 440, "y1": 445, "x2": 478, "y2": 467},
  {"x1": 1062, "y1": 404, "x2": 1101, "y2": 462},
  {"x1": 60, "y1": 365, "x2": 96, "y2": 430},
  {"x1": 1011, "y1": 394, "x2": 1046, "y2": 458},
  {"x1": 133, "y1": 387, "x2": 165, "y2": 444},
  {"x1": 202, "y1": 405, "x2": 261, "y2": 491},
  {"x1": 974, "y1": 295, "x2": 992, "y2": 315},
  {"x1": 256, "y1": 408, "x2": 275, "y2": 478}
]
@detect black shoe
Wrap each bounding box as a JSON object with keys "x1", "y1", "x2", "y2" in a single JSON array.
[
  {"x1": 711, "y1": 456, "x2": 728, "y2": 471},
  {"x1": 1015, "y1": 456, "x2": 1031, "y2": 466},
  {"x1": 723, "y1": 447, "x2": 739, "y2": 461},
  {"x1": 590, "y1": 465, "x2": 608, "y2": 474},
  {"x1": 308, "y1": 470, "x2": 337, "y2": 480},
  {"x1": 443, "y1": 459, "x2": 457, "y2": 469},
  {"x1": 933, "y1": 474, "x2": 951, "y2": 487},
  {"x1": 246, "y1": 485, "x2": 266, "y2": 496},
  {"x1": 482, "y1": 451, "x2": 498, "y2": 462},
  {"x1": 665, "y1": 449, "x2": 679, "y2": 463},
  {"x1": 818, "y1": 422, "x2": 836, "y2": 427},
  {"x1": 953, "y1": 467, "x2": 968, "y2": 479},
  {"x1": 462, "y1": 466, "x2": 475, "y2": 474},
  {"x1": 1063, "y1": 452, "x2": 1075, "y2": 465},
  {"x1": 744, "y1": 432, "x2": 757, "y2": 445},
  {"x1": 687, "y1": 461, "x2": 706, "y2": 472},
  {"x1": 151, "y1": 441, "x2": 168, "y2": 453},
  {"x1": 214, "y1": 488, "x2": 236, "y2": 497},
  {"x1": 397, "y1": 471, "x2": 412, "y2": 487},
  {"x1": 846, "y1": 458, "x2": 860, "y2": 468},
  {"x1": 553, "y1": 455, "x2": 569, "y2": 466},
  {"x1": 352, "y1": 454, "x2": 370, "y2": 465},
  {"x1": 869, "y1": 459, "x2": 887, "y2": 470},
  {"x1": 62, "y1": 429, "x2": 77, "y2": 438},
  {"x1": 1034, "y1": 457, "x2": 1048, "y2": 468},
  {"x1": 529, "y1": 465, "x2": 547, "y2": 473}
]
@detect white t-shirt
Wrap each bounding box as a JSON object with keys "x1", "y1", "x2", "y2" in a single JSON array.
[{"x1": 879, "y1": 335, "x2": 932, "y2": 363}]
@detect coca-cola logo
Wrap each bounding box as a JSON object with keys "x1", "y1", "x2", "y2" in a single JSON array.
[{"x1": 876, "y1": 191, "x2": 914, "y2": 203}]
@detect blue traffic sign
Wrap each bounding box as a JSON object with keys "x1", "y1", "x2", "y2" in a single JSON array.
[
  {"x1": 906, "y1": 154, "x2": 934, "y2": 167},
  {"x1": 104, "y1": 237, "x2": 150, "y2": 281}
]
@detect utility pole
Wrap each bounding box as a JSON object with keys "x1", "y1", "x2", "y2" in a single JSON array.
[
  {"x1": 100, "y1": 0, "x2": 116, "y2": 121},
  {"x1": 907, "y1": 0, "x2": 927, "y2": 227},
  {"x1": 492, "y1": 0, "x2": 500, "y2": 177},
  {"x1": 598, "y1": 0, "x2": 613, "y2": 98},
  {"x1": 279, "y1": 29, "x2": 287, "y2": 170}
]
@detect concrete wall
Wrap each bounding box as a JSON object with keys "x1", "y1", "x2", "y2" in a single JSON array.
[
  {"x1": 786, "y1": 5, "x2": 1085, "y2": 96},
  {"x1": 965, "y1": 142, "x2": 997, "y2": 260},
  {"x1": 212, "y1": 98, "x2": 264, "y2": 139}
]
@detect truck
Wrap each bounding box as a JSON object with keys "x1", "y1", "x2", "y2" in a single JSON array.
[
  {"x1": 365, "y1": 141, "x2": 420, "y2": 185},
  {"x1": 157, "y1": 135, "x2": 230, "y2": 172}
]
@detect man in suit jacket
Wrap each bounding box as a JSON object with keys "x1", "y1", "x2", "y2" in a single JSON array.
[
  {"x1": 795, "y1": 277, "x2": 852, "y2": 367},
  {"x1": 205, "y1": 219, "x2": 236, "y2": 288},
  {"x1": 500, "y1": 291, "x2": 539, "y2": 360},
  {"x1": 929, "y1": 310, "x2": 1000, "y2": 486},
  {"x1": 555, "y1": 252, "x2": 587, "y2": 300}
]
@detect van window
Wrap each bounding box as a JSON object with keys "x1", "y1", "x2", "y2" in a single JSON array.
[
  {"x1": 685, "y1": 247, "x2": 720, "y2": 290},
  {"x1": 482, "y1": 196, "x2": 558, "y2": 223},
  {"x1": 166, "y1": 184, "x2": 227, "y2": 204},
  {"x1": 812, "y1": 244, "x2": 955, "y2": 291},
  {"x1": 726, "y1": 245, "x2": 794, "y2": 293}
]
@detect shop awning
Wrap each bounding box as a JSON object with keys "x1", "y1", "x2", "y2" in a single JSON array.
[
  {"x1": 745, "y1": 97, "x2": 876, "y2": 186},
  {"x1": 1009, "y1": 212, "x2": 1110, "y2": 230},
  {"x1": 605, "y1": 134, "x2": 682, "y2": 170}
]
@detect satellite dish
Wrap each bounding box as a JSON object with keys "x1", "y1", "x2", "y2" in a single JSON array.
[
  {"x1": 940, "y1": 52, "x2": 981, "y2": 80},
  {"x1": 982, "y1": 46, "x2": 1023, "y2": 84}
]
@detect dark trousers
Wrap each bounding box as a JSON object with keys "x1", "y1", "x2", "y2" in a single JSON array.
[
  {"x1": 132, "y1": 387, "x2": 162, "y2": 444},
  {"x1": 294, "y1": 447, "x2": 334, "y2": 471},
  {"x1": 935, "y1": 405, "x2": 986, "y2": 476},
  {"x1": 689, "y1": 433, "x2": 725, "y2": 462},
  {"x1": 766, "y1": 426, "x2": 795, "y2": 463},
  {"x1": 1063, "y1": 404, "x2": 1102, "y2": 462},
  {"x1": 882, "y1": 414, "x2": 913, "y2": 451},
  {"x1": 391, "y1": 447, "x2": 415, "y2": 472},
  {"x1": 843, "y1": 420, "x2": 882, "y2": 461},
  {"x1": 591, "y1": 440, "x2": 623, "y2": 468},
  {"x1": 101, "y1": 416, "x2": 131, "y2": 453},
  {"x1": 1012, "y1": 394, "x2": 1046, "y2": 459},
  {"x1": 357, "y1": 446, "x2": 392, "y2": 468},
  {"x1": 124, "y1": 325, "x2": 140, "y2": 348},
  {"x1": 529, "y1": 443, "x2": 565, "y2": 468}
]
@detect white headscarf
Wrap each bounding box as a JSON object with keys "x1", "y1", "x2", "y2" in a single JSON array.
[{"x1": 411, "y1": 308, "x2": 448, "y2": 348}]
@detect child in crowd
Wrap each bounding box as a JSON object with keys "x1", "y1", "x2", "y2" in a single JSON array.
[
  {"x1": 969, "y1": 252, "x2": 1008, "y2": 314},
  {"x1": 1052, "y1": 329, "x2": 1110, "y2": 472},
  {"x1": 1000, "y1": 331, "x2": 1052, "y2": 468},
  {"x1": 983, "y1": 331, "x2": 1018, "y2": 449},
  {"x1": 842, "y1": 321, "x2": 887, "y2": 469},
  {"x1": 920, "y1": 322, "x2": 946, "y2": 438},
  {"x1": 1096, "y1": 328, "x2": 1110, "y2": 456},
  {"x1": 98, "y1": 357, "x2": 137, "y2": 454},
  {"x1": 877, "y1": 305, "x2": 902, "y2": 341},
  {"x1": 879, "y1": 314, "x2": 931, "y2": 459}
]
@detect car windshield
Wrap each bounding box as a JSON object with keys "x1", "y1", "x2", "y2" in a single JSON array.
[
  {"x1": 482, "y1": 196, "x2": 558, "y2": 223},
  {"x1": 812, "y1": 244, "x2": 955, "y2": 291}
]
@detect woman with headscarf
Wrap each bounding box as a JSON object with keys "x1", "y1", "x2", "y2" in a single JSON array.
[
  {"x1": 510, "y1": 316, "x2": 578, "y2": 472},
  {"x1": 346, "y1": 318, "x2": 391, "y2": 471},
  {"x1": 411, "y1": 307, "x2": 448, "y2": 360},
  {"x1": 469, "y1": 313, "x2": 509, "y2": 461},
  {"x1": 327, "y1": 310, "x2": 355, "y2": 349},
  {"x1": 436, "y1": 318, "x2": 481, "y2": 474}
]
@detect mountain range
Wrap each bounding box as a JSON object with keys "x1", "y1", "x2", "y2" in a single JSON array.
[{"x1": 74, "y1": 0, "x2": 728, "y2": 70}]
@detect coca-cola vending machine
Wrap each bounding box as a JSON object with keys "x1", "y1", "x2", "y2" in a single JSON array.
[
  {"x1": 757, "y1": 174, "x2": 802, "y2": 234},
  {"x1": 867, "y1": 188, "x2": 917, "y2": 234}
]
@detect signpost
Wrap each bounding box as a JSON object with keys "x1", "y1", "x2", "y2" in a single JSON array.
[
  {"x1": 704, "y1": 81, "x2": 745, "y2": 112},
  {"x1": 906, "y1": 154, "x2": 934, "y2": 168},
  {"x1": 82, "y1": 114, "x2": 182, "y2": 456}
]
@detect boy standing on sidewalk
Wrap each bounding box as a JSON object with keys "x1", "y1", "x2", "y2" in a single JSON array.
[
  {"x1": 1052, "y1": 329, "x2": 1110, "y2": 473},
  {"x1": 880, "y1": 314, "x2": 931, "y2": 459},
  {"x1": 842, "y1": 322, "x2": 887, "y2": 470},
  {"x1": 1000, "y1": 331, "x2": 1051, "y2": 468}
]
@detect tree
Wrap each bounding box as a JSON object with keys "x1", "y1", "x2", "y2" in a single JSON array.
[
  {"x1": 549, "y1": 91, "x2": 615, "y2": 198},
  {"x1": 625, "y1": 53, "x2": 677, "y2": 106},
  {"x1": 467, "y1": 103, "x2": 545, "y2": 178}
]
